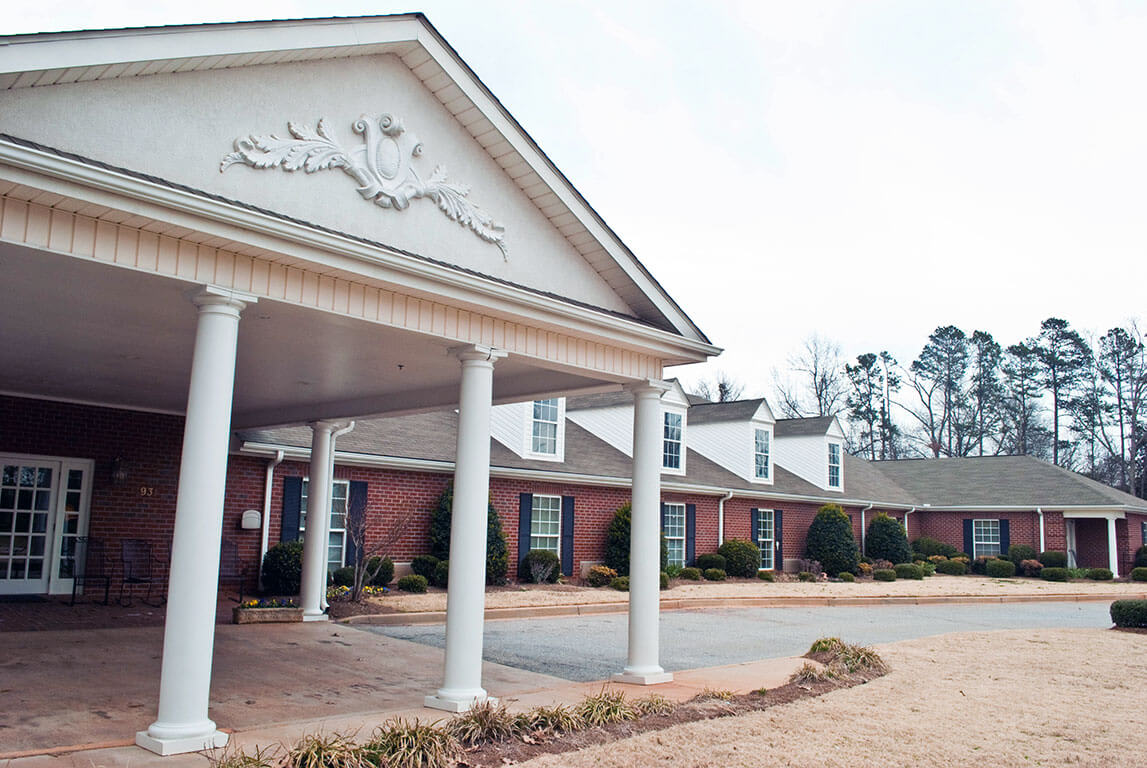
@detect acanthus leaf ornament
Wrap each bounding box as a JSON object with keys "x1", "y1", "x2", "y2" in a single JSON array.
[{"x1": 221, "y1": 114, "x2": 508, "y2": 259}]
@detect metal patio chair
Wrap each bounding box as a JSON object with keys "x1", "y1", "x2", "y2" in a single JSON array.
[
  {"x1": 219, "y1": 537, "x2": 251, "y2": 603},
  {"x1": 118, "y1": 538, "x2": 166, "y2": 606},
  {"x1": 69, "y1": 537, "x2": 111, "y2": 605}
]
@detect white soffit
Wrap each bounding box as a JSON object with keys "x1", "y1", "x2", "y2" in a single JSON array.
[{"x1": 0, "y1": 14, "x2": 713, "y2": 348}]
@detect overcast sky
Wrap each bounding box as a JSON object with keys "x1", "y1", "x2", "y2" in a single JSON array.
[{"x1": 7, "y1": 1, "x2": 1147, "y2": 397}]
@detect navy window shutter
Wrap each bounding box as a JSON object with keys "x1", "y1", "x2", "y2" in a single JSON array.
[
  {"x1": 999, "y1": 519, "x2": 1010, "y2": 555},
  {"x1": 561, "y1": 496, "x2": 575, "y2": 577},
  {"x1": 660, "y1": 503, "x2": 667, "y2": 532},
  {"x1": 345, "y1": 481, "x2": 368, "y2": 567},
  {"x1": 685, "y1": 504, "x2": 696, "y2": 566},
  {"x1": 750, "y1": 509, "x2": 760, "y2": 546},
  {"x1": 963, "y1": 519, "x2": 974, "y2": 557},
  {"x1": 281, "y1": 476, "x2": 302, "y2": 542},
  {"x1": 517, "y1": 493, "x2": 533, "y2": 577},
  {"x1": 775, "y1": 510, "x2": 784, "y2": 568}
]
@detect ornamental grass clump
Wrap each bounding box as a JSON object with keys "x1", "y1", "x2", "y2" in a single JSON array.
[
  {"x1": 796, "y1": 636, "x2": 888, "y2": 682},
  {"x1": 206, "y1": 745, "x2": 281, "y2": 768},
  {"x1": 633, "y1": 694, "x2": 676, "y2": 716},
  {"x1": 444, "y1": 699, "x2": 522, "y2": 747},
  {"x1": 514, "y1": 703, "x2": 586, "y2": 736},
  {"x1": 691, "y1": 688, "x2": 734, "y2": 702},
  {"x1": 287, "y1": 732, "x2": 368, "y2": 768},
  {"x1": 578, "y1": 688, "x2": 637, "y2": 726},
  {"x1": 364, "y1": 718, "x2": 458, "y2": 768}
]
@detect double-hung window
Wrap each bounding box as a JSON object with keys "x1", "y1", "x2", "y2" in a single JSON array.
[
  {"x1": 754, "y1": 428, "x2": 770, "y2": 480},
  {"x1": 663, "y1": 412, "x2": 683, "y2": 470},
  {"x1": 663, "y1": 503, "x2": 686, "y2": 568},
  {"x1": 827, "y1": 442, "x2": 841, "y2": 489},
  {"x1": 973, "y1": 519, "x2": 1001, "y2": 559},
  {"x1": 300, "y1": 478, "x2": 349, "y2": 574},
  {"x1": 757, "y1": 509, "x2": 775, "y2": 570},
  {"x1": 531, "y1": 399, "x2": 560, "y2": 455},
  {"x1": 529, "y1": 495, "x2": 561, "y2": 554}
]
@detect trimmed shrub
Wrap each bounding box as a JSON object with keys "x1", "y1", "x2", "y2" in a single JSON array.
[
  {"x1": 986, "y1": 558, "x2": 1016, "y2": 578},
  {"x1": 873, "y1": 568, "x2": 896, "y2": 582},
  {"x1": 520, "y1": 549, "x2": 560, "y2": 584},
  {"x1": 703, "y1": 568, "x2": 727, "y2": 581},
  {"x1": 912, "y1": 552, "x2": 928, "y2": 563},
  {"x1": 679, "y1": 567, "x2": 702, "y2": 581},
  {"x1": 610, "y1": 576, "x2": 629, "y2": 591},
  {"x1": 798, "y1": 571, "x2": 816, "y2": 582},
  {"x1": 1039, "y1": 550, "x2": 1068, "y2": 568},
  {"x1": 837, "y1": 571, "x2": 855, "y2": 582},
  {"x1": 585, "y1": 565, "x2": 617, "y2": 588},
  {"x1": 262, "y1": 541, "x2": 304, "y2": 595},
  {"x1": 695, "y1": 553, "x2": 727, "y2": 572},
  {"x1": 1007, "y1": 544, "x2": 1037, "y2": 571},
  {"x1": 665, "y1": 564, "x2": 683, "y2": 578},
  {"x1": 971, "y1": 556, "x2": 994, "y2": 575},
  {"x1": 758, "y1": 570, "x2": 776, "y2": 582},
  {"x1": 1132, "y1": 567, "x2": 1147, "y2": 582},
  {"x1": 936, "y1": 558, "x2": 966, "y2": 575},
  {"x1": 1041, "y1": 566, "x2": 1069, "y2": 582},
  {"x1": 604, "y1": 503, "x2": 668, "y2": 576},
  {"x1": 1067, "y1": 567, "x2": 1090, "y2": 579},
  {"x1": 430, "y1": 559, "x2": 450, "y2": 588},
  {"x1": 365, "y1": 556, "x2": 394, "y2": 587},
  {"x1": 894, "y1": 563, "x2": 924, "y2": 580},
  {"x1": 805, "y1": 504, "x2": 860, "y2": 577},
  {"x1": 1019, "y1": 559, "x2": 1043, "y2": 577},
  {"x1": 660, "y1": 571, "x2": 669, "y2": 590},
  {"x1": 1112, "y1": 599, "x2": 1147, "y2": 627},
  {"x1": 332, "y1": 566, "x2": 355, "y2": 587},
  {"x1": 411, "y1": 554, "x2": 440, "y2": 579},
  {"x1": 920, "y1": 561, "x2": 936, "y2": 577},
  {"x1": 429, "y1": 485, "x2": 509, "y2": 585},
  {"x1": 1135, "y1": 545, "x2": 1147, "y2": 569},
  {"x1": 912, "y1": 536, "x2": 958, "y2": 558},
  {"x1": 1087, "y1": 567, "x2": 1114, "y2": 581},
  {"x1": 717, "y1": 538, "x2": 761, "y2": 578},
  {"x1": 857, "y1": 562, "x2": 873, "y2": 577},
  {"x1": 397, "y1": 574, "x2": 428, "y2": 593},
  {"x1": 866, "y1": 513, "x2": 911, "y2": 564}
]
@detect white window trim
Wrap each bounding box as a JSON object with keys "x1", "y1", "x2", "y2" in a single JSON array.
[
  {"x1": 663, "y1": 502, "x2": 686, "y2": 568},
  {"x1": 523, "y1": 398, "x2": 566, "y2": 462},
  {"x1": 973, "y1": 518, "x2": 1001, "y2": 559},
  {"x1": 757, "y1": 508, "x2": 776, "y2": 571},
  {"x1": 300, "y1": 477, "x2": 350, "y2": 571},
  {"x1": 662, "y1": 407, "x2": 687, "y2": 476},
  {"x1": 529, "y1": 494, "x2": 562, "y2": 555},
  {"x1": 751, "y1": 425, "x2": 773, "y2": 485},
  {"x1": 827, "y1": 440, "x2": 843, "y2": 490}
]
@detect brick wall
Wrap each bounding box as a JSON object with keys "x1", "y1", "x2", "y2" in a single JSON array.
[
  {"x1": 914, "y1": 510, "x2": 1040, "y2": 557},
  {"x1": 1074, "y1": 518, "x2": 1109, "y2": 569}
]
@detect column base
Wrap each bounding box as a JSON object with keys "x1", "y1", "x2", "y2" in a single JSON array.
[
  {"x1": 136, "y1": 728, "x2": 228, "y2": 756},
  {"x1": 424, "y1": 692, "x2": 496, "y2": 713},
  {"x1": 302, "y1": 611, "x2": 329, "y2": 622},
  {"x1": 611, "y1": 670, "x2": 673, "y2": 686}
]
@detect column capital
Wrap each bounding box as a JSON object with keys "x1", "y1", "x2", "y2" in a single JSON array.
[
  {"x1": 308, "y1": 419, "x2": 353, "y2": 434},
  {"x1": 450, "y1": 344, "x2": 509, "y2": 364},
  {"x1": 624, "y1": 379, "x2": 672, "y2": 398},
  {"x1": 189, "y1": 285, "x2": 258, "y2": 316}
]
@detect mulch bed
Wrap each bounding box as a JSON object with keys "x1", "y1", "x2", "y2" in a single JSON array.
[{"x1": 326, "y1": 583, "x2": 596, "y2": 620}]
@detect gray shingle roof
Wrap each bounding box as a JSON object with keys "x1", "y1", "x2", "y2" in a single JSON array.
[
  {"x1": 774, "y1": 416, "x2": 836, "y2": 437},
  {"x1": 688, "y1": 399, "x2": 767, "y2": 425}
]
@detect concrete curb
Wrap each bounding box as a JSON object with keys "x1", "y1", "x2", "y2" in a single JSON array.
[{"x1": 341, "y1": 591, "x2": 1147, "y2": 626}]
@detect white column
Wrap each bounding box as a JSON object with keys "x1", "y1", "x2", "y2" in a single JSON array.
[
  {"x1": 1108, "y1": 515, "x2": 1120, "y2": 577},
  {"x1": 426, "y1": 345, "x2": 505, "y2": 712},
  {"x1": 300, "y1": 421, "x2": 337, "y2": 621},
  {"x1": 613, "y1": 380, "x2": 673, "y2": 685},
  {"x1": 137, "y1": 287, "x2": 254, "y2": 756}
]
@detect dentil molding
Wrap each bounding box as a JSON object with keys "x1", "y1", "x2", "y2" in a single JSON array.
[{"x1": 221, "y1": 114, "x2": 508, "y2": 259}]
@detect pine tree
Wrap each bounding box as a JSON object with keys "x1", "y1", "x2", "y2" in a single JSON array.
[
  {"x1": 907, "y1": 325, "x2": 969, "y2": 457},
  {"x1": 967, "y1": 330, "x2": 1003, "y2": 456},
  {"x1": 1036, "y1": 318, "x2": 1092, "y2": 466}
]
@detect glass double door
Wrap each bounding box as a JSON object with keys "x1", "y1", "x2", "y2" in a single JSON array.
[{"x1": 0, "y1": 455, "x2": 92, "y2": 595}]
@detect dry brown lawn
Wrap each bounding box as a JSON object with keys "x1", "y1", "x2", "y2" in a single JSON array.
[{"x1": 514, "y1": 628, "x2": 1147, "y2": 768}]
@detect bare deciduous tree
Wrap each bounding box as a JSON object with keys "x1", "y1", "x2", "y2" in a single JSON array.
[
  {"x1": 346, "y1": 502, "x2": 419, "y2": 602},
  {"x1": 772, "y1": 334, "x2": 847, "y2": 418},
  {"x1": 692, "y1": 371, "x2": 745, "y2": 402}
]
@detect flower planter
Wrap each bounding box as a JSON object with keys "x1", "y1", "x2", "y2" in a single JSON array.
[{"x1": 233, "y1": 606, "x2": 303, "y2": 624}]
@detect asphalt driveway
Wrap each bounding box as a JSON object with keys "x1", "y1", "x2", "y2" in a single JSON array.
[{"x1": 359, "y1": 601, "x2": 1114, "y2": 681}]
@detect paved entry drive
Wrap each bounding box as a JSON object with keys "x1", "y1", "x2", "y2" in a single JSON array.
[{"x1": 361, "y1": 601, "x2": 1113, "y2": 682}]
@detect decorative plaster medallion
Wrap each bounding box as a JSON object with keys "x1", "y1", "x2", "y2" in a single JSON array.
[{"x1": 221, "y1": 114, "x2": 508, "y2": 259}]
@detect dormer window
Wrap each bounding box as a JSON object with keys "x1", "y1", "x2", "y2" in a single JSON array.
[
  {"x1": 828, "y1": 442, "x2": 841, "y2": 489},
  {"x1": 754, "y1": 428, "x2": 770, "y2": 480},
  {"x1": 531, "y1": 399, "x2": 560, "y2": 455},
  {"x1": 663, "y1": 411, "x2": 683, "y2": 470}
]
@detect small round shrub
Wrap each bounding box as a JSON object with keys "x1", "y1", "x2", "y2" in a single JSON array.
[
  {"x1": 679, "y1": 567, "x2": 702, "y2": 581},
  {"x1": 837, "y1": 571, "x2": 855, "y2": 582},
  {"x1": 586, "y1": 564, "x2": 618, "y2": 588},
  {"x1": 365, "y1": 556, "x2": 394, "y2": 587},
  {"x1": 971, "y1": 556, "x2": 993, "y2": 575},
  {"x1": 873, "y1": 568, "x2": 896, "y2": 582},
  {"x1": 520, "y1": 549, "x2": 561, "y2": 584},
  {"x1": 866, "y1": 513, "x2": 911, "y2": 564},
  {"x1": 1087, "y1": 567, "x2": 1114, "y2": 581},
  {"x1": 1111, "y1": 599, "x2": 1147, "y2": 627},
  {"x1": 912, "y1": 536, "x2": 958, "y2": 558},
  {"x1": 985, "y1": 558, "x2": 1016, "y2": 578},
  {"x1": 262, "y1": 540, "x2": 304, "y2": 595},
  {"x1": 912, "y1": 552, "x2": 928, "y2": 563},
  {"x1": 936, "y1": 558, "x2": 966, "y2": 575},
  {"x1": 1135, "y1": 546, "x2": 1147, "y2": 569},
  {"x1": 411, "y1": 554, "x2": 440, "y2": 579},
  {"x1": 798, "y1": 571, "x2": 816, "y2": 582},
  {"x1": 703, "y1": 568, "x2": 727, "y2": 581},
  {"x1": 1039, "y1": 550, "x2": 1068, "y2": 568},
  {"x1": 920, "y1": 561, "x2": 936, "y2": 577},
  {"x1": 804, "y1": 504, "x2": 860, "y2": 577},
  {"x1": 660, "y1": 571, "x2": 669, "y2": 590},
  {"x1": 1019, "y1": 559, "x2": 1043, "y2": 577},
  {"x1": 1007, "y1": 544, "x2": 1037, "y2": 571},
  {"x1": 717, "y1": 539, "x2": 761, "y2": 578},
  {"x1": 610, "y1": 576, "x2": 629, "y2": 591},
  {"x1": 431, "y1": 559, "x2": 450, "y2": 588},
  {"x1": 894, "y1": 563, "x2": 924, "y2": 580},
  {"x1": 758, "y1": 570, "x2": 776, "y2": 582},
  {"x1": 1041, "y1": 566, "x2": 1068, "y2": 582},
  {"x1": 695, "y1": 553, "x2": 727, "y2": 572},
  {"x1": 331, "y1": 566, "x2": 356, "y2": 587},
  {"x1": 1131, "y1": 567, "x2": 1147, "y2": 582},
  {"x1": 397, "y1": 574, "x2": 428, "y2": 593},
  {"x1": 857, "y1": 562, "x2": 873, "y2": 577}
]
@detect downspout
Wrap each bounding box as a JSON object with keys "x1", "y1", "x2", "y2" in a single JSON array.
[
  {"x1": 321, "y1": 422, "x2": 356, "y2": 610},
  {"x1": 903, "y1": 507, "x2": 915, "y2": 540},
  {"x1": 860, "y1": 503, "x2": 874, "y2": 555},
  {"x1": 257, "y1": 450, "x2": 285, "y2": 591},
  {"x1": 1037, "y1": 508, "x2": 1045, "y2": 554},
  {"x1": 718, "y1": 490, "x2": 734, "y2": 545}
]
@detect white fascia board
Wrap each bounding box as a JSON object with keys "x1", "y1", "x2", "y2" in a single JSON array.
[
  {"x1": 753, "y1": 401, "x2": 776, "y2": 424},
  {"x1": 0, "y1": 140, "x2": 718, "y2": 364}
]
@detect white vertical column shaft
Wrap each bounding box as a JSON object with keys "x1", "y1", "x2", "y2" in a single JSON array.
[
  {"x1": 1108, "y1": 516, "x2": 1120, "y2": 577},
  {"x1": 426, "y1": 345, "x2": 505, "y2": 712},
  {"x1": 138, "y1": 288, "x2": 252, "y2": 756},
  {"x1": 300, "y1": 422, "x2": 336, "y2": 620}
]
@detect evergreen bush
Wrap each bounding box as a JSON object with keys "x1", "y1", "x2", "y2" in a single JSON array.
[
  {"x1": 262, "y1": 541, "x2": 304, "y2": 595},
  {"x1": 936, "y1": 559, "x2": 967, "y2": 575},
  {"x1": 1136, "y1": 546, "x2": 1147, "y2": 569},
  {"x1": 912, "y1": 536, "x2": 958, "y2": 558},
  {"x1": 893, "y1": 562, "x2": 924, "y2": 580},
  {"x1": 397, "y1": 574, "x2": 428, "y2": 593},
  {"x1": 804, "y1": 504, "x2": 860, "y2": 577},
  {"x1": 332, "y1": 566, "x2": 355, "y2": 587},
  {"x1": 679, "y1": 567, "x2": 702, "y2": 580},
  {"x1": 758, "y1": 570, "x2": 775, "y2": 582},
  {"x1": 1041, "y1": 566, "x2": 1069, "y2": 582},
  {"x1": 1111, "y1": 600, "x2": 1147, "y2": 628},
  {"x1": 585, "y1": 565, "x2": 617, "y2": 587},
  {"x1": 873, "y1": 568, "x2": 896, "y2": 582},
  {"x1": 1087, "y1": 567, "x2": 1114, "y2": 581},
  {"x1": 986, "y1": 558, "x2": 1016, "y2": 578},
  {"x1": 695, "y1": 553, "x2": 727, "y2": 572},
  {"x1": 1131, "y1": 567, "x2": 1147, "y2": 582},
  {"x1": 520, "y1": 549, "x2": 560, "y2": 584},
  {"x1": 866, "y1": 513, "x2": 911, "y2": 564},
  {"x1": 702, "y1": 568, "x2": 727, "y2": 581},
  {"x1": 837, "y1": 571, "x2": 855, "y2": 582},
  {"x1": 428, "y1": 484, "x2": 509, "y2": 584},
  {"x1": 797, "y1": 571, "x2": 816, "y2": 582},
  {"x1": 603, "y1": 503, "x2": 668, "y2": 576},
  {"x1": 1039, "y1": 550, "x2": 1068, "y2": 568},
  {"x1": 610, "y1": 576, "x2": 629, "y2": 591},
  {"x1": 430, "y1": 559, "x2": 450, "y2": 588},
  {"x1": 717, "y1": 538, "x2": 761, "y2": 578},
  {"x1": 365, "y1": 556, "x2": 394, "y2": 587},
  {"x1": 411, "y1": 554, "x2": 439, "y2": 579},
  {"x1": 1007, "y1": 544, "x2": 1037, "y2": 571},
  {"x1": 660, "y1": 571, "x2": 669, "y2": 590}
]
